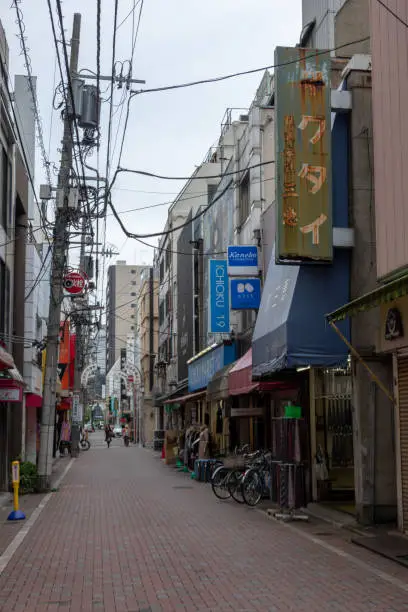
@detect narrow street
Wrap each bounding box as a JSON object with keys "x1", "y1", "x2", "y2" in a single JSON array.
[{"x1": 0, "y1": 433, "x2": 407, "y2": 612}]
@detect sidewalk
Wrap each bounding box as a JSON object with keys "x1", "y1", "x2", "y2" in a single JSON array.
[{"x1": 0, "y1": 455, "x2": 72, "y2": 556}]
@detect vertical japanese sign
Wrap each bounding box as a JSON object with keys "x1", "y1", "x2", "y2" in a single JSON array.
[
  {"x1": 58, "y1": 321, "x2": 70, "y2": 390},
  {"x1": 208, "y1": 260, "x2": 230, "y2": 334},
  {"x1": 275, "y1": 47, "x2": 332, "y2": 262}
]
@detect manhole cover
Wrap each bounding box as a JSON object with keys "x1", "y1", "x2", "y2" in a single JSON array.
[{"x1": 172, "y1": 486, "x2": 193, "y2": 490}]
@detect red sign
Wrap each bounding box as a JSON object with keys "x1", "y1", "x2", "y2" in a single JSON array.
[{"x1": 63, "y1": 271, "x2": 87, "y2": 295}]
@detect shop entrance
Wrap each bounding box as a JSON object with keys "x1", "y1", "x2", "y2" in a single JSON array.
[{"x1": 314, "y1": 368, "x2": 355, "y2": 513}]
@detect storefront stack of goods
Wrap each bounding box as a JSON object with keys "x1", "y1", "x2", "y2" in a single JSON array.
[
  {"x1": 270, "y1": 414, "x2": 308, "y2": 512},
  {"x1": 193, "y1": 458, "x2": 220, "y2": 482},
  {"x1": 182, "y1": 426, "x2": 201, "y2": 471}
]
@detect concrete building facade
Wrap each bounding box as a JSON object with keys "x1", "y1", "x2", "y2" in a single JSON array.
[{"x1": 105, "y1": 261, "x2": 145, "y2": 374}]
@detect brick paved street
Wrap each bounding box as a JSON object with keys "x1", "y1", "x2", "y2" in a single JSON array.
[{"x1": 0, "y1": 432, "x2": 407, "y2": 611}]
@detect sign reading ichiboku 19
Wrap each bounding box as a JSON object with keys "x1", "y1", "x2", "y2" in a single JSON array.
[
  {"x1": 208, "y1": 260, "x2": 230, "y2": 334},
  {"x1": 275, "y1": 46, "x2": 332, "y2": 263}
]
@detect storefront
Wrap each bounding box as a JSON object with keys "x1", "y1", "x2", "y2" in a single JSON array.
[
  {"x1": 326, "y1": 278, "x2": 404, "y2": 527},
  {"x1": 0, "y1": 367, "x2": 25, "y2": 489},
  {"x1": 207, "y1": 362, "x2": 236, "y2": 455},
  {"x1": 377, "y1": 292, "x2": 408, "y2": 531},
  {"x1": 252, "y1": 246, "x2": 350, "y2": 505},
  {"x1": 162, "y1": 342, "x2": 237, "y2": 467}
]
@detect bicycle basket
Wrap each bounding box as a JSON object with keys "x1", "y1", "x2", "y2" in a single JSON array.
[{"x1": 223, "y1": 456, "x2": 247, "y2": 469}]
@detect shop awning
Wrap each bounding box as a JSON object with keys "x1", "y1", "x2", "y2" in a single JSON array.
[
  {"x1": 0, "y1": 346, "x2": 15, "y2": 370},
  {"x1": 228, "y1": 349, "x2": 257, "y2": 396},
  {"x1": 207, "y1": 362, "x2": 237, "y2": 401},
  {"x1": 26, "y1": 393, "x2": 43, "y2": 408},
  {"x1": 169, "y1": 390, "x2": 206, "y2": 405},
  {"x1": 326, "y1": 273, "x2": 408, "y2": 322},
  {"x1": 252, "y1": 247, "x2": 350, "y2": 377}
]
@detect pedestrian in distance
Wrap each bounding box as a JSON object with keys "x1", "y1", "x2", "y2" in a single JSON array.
[
  {"x1": 123, "y1": 423, "x2": 130, "y2": 447},
  {"x1": 105, "y1": 424, "x2": 113, "y2": 448}
]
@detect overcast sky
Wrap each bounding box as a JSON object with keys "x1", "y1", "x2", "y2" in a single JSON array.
[{"x1": 3, "y1": 0, "x2": 302, "y2": 274}]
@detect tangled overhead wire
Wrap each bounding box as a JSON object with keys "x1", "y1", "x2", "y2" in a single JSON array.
[{"x1": 12, "y1": 0, "x2": 53, "y2": 188}]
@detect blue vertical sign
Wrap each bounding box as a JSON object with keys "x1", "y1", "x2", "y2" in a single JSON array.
[{"x1": 208, "y1": 260, "x2": 230, "y2": 333}]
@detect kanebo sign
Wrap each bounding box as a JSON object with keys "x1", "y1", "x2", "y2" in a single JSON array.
[{"x1": 227, "y1": 246, "x2": 259, "y2": 276}]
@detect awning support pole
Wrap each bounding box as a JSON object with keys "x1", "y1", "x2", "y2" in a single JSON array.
[{"x1": 329, "y1": 321, "x2": 395, "y2": 404}]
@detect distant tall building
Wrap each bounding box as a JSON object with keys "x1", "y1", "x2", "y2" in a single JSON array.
[{"x1": 106, "y1": 262, "x2": 146, "y2": 374}]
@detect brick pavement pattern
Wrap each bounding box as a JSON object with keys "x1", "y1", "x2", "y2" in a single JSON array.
[{"x1": 0, "y1": 432, "x2": 407, "y2": 611}]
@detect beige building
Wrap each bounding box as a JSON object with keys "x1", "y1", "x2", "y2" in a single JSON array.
[
  {"x1": 106, "y1": 262, "x2": 145, "y2": 374},
  {"x1": 137, "y1": 268, "x2": 159, "y2": 445}
]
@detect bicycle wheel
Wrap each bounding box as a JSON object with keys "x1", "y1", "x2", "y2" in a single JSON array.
[
  {"x1": 211, "y1": 466, "x2": 231, "y2": 500},
  {"x1": 242, "y1": 468, "x2": 263, "y2": 506},
  {"x1": 226, "y1": 469, "x2": 245, "y2": 504},
  {"x1": 80, "y1": 440, "x2": 91, "y2": 451}
]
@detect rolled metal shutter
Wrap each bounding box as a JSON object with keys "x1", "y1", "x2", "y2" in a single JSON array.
[{"x1": 398, "y1": 356, "x2": 408, "y2": 530}]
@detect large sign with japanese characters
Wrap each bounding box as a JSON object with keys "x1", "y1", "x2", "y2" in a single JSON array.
[{"x1": 275, "y1": 47, "x2": 332, "y2": 263}]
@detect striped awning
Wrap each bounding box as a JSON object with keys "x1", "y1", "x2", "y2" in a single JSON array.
[{"x1": 326, "y1": 274, "x2": 408, "y2": 322}]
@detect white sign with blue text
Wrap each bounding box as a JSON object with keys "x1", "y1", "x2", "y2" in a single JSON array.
[
  {"x1": 208, "y1": 260, "x2": 230, "y2": 333},
  {"x1": 227, "y1": 245, "x2": 259, "y2": 276},
  {"x1": 230, "y1": 278, "x2": 261, "y2": 310}
]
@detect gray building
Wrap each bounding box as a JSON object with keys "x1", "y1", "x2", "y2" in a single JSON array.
[
  {"x1": 301, "y1": 0, "x2": 347, "y2": 49},
  {"x1": 106, "y1": 262, "x2": 145, "y2": 374}
]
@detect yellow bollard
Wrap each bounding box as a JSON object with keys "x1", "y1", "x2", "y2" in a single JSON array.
[{"x1": 8, "y1": 461, "x2": 25, "y2": 521}]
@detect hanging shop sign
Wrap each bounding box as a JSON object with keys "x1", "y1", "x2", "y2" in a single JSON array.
[
  {"x1": 227, "y1": 246, "x2": 259, "y2": 276},
  {"x1": 63, "y1": 271, "x2": 87, "y2": 295},
  {"x1": 208, "y1": 260, "x2": 230, "y2": 334},
  {"x1": 0, "y1": 385, "x2": 22, "y2": 402},
  {"x1": 275, "y1": 46, "x2": 332, "y2": 263},
  {"x1": 230, "y1": 278, "x2": 261, "y2": 310},
  {"x1": 231, "y1": 407, "x2": 263, "y2": 418},
  {"x1": 188, "y1": 342, "x2": 236, "y2": 392},
  {"x1": 385, "y1": 307, "x2": 404, "y2": 341}
]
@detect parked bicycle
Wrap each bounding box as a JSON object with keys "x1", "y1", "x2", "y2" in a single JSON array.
[
  {"x1": 211, "y1": 447, "x2": 262, "y2": 502},
  {"x1": 241, "y1": 451, "x2": 274, "y2": 506}
]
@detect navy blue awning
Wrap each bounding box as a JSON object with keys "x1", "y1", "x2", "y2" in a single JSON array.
[{"x1": 252, "y1": 248, "x2": 350, "y2": 377}]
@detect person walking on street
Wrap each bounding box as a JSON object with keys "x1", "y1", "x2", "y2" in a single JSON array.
[
  {"x1": 123, "y1": 423, "x2": 130, "y2": 447},
  {"x1": 105, "y1": 424, "x2": 113, "y2": 448}
]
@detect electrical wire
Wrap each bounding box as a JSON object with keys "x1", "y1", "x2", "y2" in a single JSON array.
[
  {"x1": 107, "y1": 174, "x2": 275, "y2": 217},
  {"x1": 130, "y1": 35, "x2": 371, "y2": 96},
  {"x1": 105, "y1": 0, "x2": 119, "y2": 188},
  {"x1": 116, "y1": 0, "x2": 142, "y2": 31},
  {"x1": 117, "y1": 159, "x2": 272, "y2": 182},
  {"x1": 375, "y1": 0, "x2": 408, "y2": 28},
  {"x1": 110, "y1": 178, "x2": 231, "y2": 239},
  {"x1": 12, "y1": 0, "x2": 52, "y2": 187},
  {"x1": 55, "y1": 0, "x2": 94, "y2": 230},
  {"x1": 24, "y1": 245, "x2": 53, "y2": 302},
  {"x1": 0, "y1": 57, "x2": 52, "y2": 245}
]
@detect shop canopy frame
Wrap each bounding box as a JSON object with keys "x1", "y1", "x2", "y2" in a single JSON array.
[
  {"x1": 207, "y1": 362, "x2": 236, "y2": 401},
  {"x1": 325, "y1": 276, "x2": 406, "y2": 405},
  {"x1": 326, "y1": 273, "x2": 408, "y2": 322}
]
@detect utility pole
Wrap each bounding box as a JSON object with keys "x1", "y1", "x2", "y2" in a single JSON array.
[{"x1": 37, "y1": 14, "x2": 81, "y2": 489}]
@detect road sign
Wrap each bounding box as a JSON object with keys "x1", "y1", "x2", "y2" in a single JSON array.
[
  {"x1": 63, "y1": 271, "x2": 87, "y2": 295},
  {"x1": 72, "y1": 393, "x2": 83, "y2": 423}
]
